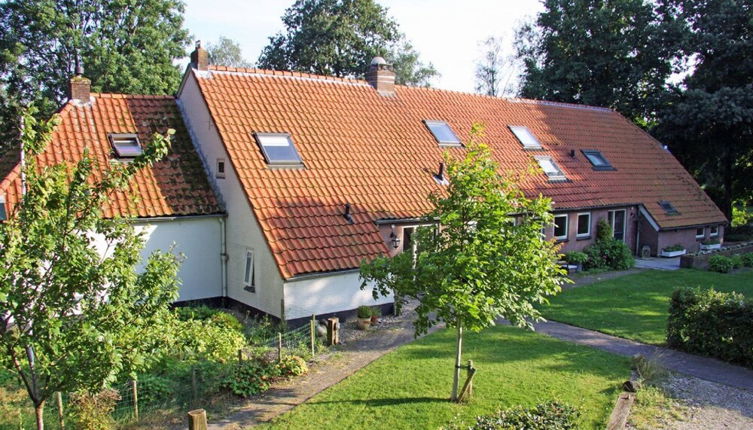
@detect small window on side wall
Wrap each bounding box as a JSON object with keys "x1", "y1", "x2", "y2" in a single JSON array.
[
  {"x1": 709, "y1": 225, "x2": 719, "y2": 237},
  {"x1": 243, "y1": 250, "x2": 255, "y2": 292},
  {"x1": 554, "y1": 214, "x2": 568, "y2": 240},
  {"x1": 216, "y1": 158, "x2": 226, "y2": 179},
  {"x1": 695, "y1": 227, "x2": 705, "y2": 239},
  {"x1": 576, "y1": 212, "x2": 591, "y2": 238}
]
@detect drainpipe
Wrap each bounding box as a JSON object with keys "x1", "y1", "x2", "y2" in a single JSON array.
[
  {"x1": 635, "y1": 215, "x2": 641, "y2": 257},
  {"x1": 219, "y1": 217, "x2": 228, "y2": 303}
]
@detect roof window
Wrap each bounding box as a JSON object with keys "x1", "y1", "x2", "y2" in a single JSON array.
[
  {"x1": 424, "y1": 120, "x2": 461, "y2": 147},
  {"x1": 658, "y1": 200, "x2": 680, "y2": 215},
  {"x1": 582, "y1": 150, "x2": 614, "y2": 170},
  {"x1": 535, "y1": 156, "x2": 567, "y2": 182},
  {"x1": 254, "y1": 133, "x2": 303, "y2": 167},
  {"x1": 108, "y1": 134, "x2": 142, "y2": 158},
  {"x1": 509, "y1": 126, "x2": 542, "y2": 150}
]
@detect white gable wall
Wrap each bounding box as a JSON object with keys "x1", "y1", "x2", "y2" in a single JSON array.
[{"x1": 177, "y1": 72, "x2": 285, "y2": 318}]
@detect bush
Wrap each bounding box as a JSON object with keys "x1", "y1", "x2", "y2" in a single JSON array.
[
  {"x1": 702, "y1": 238, "x2": 721, "y2": 245},
  {"x1": 136, "y1": 374, "x2": 174, "y2": 408},
  {"x1": 210, "y1": 311, "x2": 244, "y2": 332},
  {"x1": 175, "y1": 305, "x2": 218, "y2": 321},
  {"x1": 445, "y1": 401, "x2": 580, "y2": 430},
  {"x1": 277, "y1": 355, "x2": 308, "y2": 377},
  {"x1": 581, "y1": 219, "x2": 634, "y2": 271},
  {"x1": 662, "y1": 244, "x2": 684, "y2": 252},
  {"x1": 708, "y1": 255, "x2": 734, "y2": 273},
  {"x1": 563, "y1": 251, "x2": 587, "y2": 264},
  {"x1": 742, "y1": 253, "x2": 753, "y2": 267},
  {"x1": 69, "y1": 389, "x2": 121, "y2": 430},
  {"x1": 667, "y1": 288, "x2": 753, "y2": 368},
  {"x1": 169, "y1": 317, "x2": 247, "y2": 363},
  {"x1": 357, "y1": 305, "x2": 372, "y2": 318},
  {"x1": 245, "y1": 315, "x2": 279, "y2": 345},
  {"x1": 730, "y1": 255, "x2": 744, "y2": 269},
  {"x1": 222, "y1": 359, "x2": 276, "y2": 397}
]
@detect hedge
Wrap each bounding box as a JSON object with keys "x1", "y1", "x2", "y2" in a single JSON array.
[{"x1": 667, "y1": 288, "x2": 753, "y2": 368}]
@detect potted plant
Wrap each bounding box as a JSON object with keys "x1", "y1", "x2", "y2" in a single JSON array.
[
  {"x1": 660, "y1": 244, "x2": 686, "y2": 257},
  {"x1": 370, "y1": 306, "x2": 381, "y2": 324},
  {"x1": 356, "y1": 305, "x2": 371, "y2": 330},
  {"x1": 564, "y1": 251, "x2": 588, "y2": 272},
  {"x1": 700, "y1": 238, "x2": 721, "y2": 251}
]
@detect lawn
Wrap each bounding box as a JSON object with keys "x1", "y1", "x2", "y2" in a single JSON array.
[
  {"x1": 542, "y1": 268, "x2": 753, "y2": 345},
  {"x1": 261, "y1": 325, "x2": 630, "y2": 430}
]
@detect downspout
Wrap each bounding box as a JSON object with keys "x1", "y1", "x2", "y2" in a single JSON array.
[
  {"x1": 219, "y1": 217, "x2": 228, "y2": 304},
  {"x1": 635, "y1": 217, "x2": 641, "y2": 257}
]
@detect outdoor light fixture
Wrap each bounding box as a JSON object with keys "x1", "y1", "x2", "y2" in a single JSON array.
[{"x1": 389, "y1": 224, "x2": 401, "y2": 249}]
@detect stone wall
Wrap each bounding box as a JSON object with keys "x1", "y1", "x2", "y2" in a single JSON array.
[{"x1": 679, "y1": 242, "x2": 753, "y2": 270}]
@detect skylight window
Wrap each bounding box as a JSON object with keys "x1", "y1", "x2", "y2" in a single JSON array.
[
  {"x1": 424, "y1": 120, "x2": 461, "y2": 146},
  {"x1": 582, "y1": 150, "x2": 614, "y2": 170},
  {"x1": 108, "y1": 134, "x2": 142, "y2": 158},
  {"x1": 254, "y1": 133, "x2": 303, "y2": 167},
  {"x1": 658, "y1": 200, "x2": 680, "y2": 215},
  {"x1": 535, "y1": 156, "x2": 567, "y2": 181},
  {"x1": 509, "y1": 126, "x2": 542, "y2": 150}
]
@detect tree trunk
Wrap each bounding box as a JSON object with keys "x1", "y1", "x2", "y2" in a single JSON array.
[
  {"x1": 35, "y1": 401, "x2": 45, "y2": 430},
  {"x1": 451, "y1": 322, "x2": 463, "y2": 401}
]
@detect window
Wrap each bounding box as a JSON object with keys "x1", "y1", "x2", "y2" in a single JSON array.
[
  {"x1": 0, "y1": 195, "x2": 6, "y2": 221},
  {"x1": 403, "y1": 227, "x2": 414, "y2": 253},
  {"x1": 710, "y1": 225, "x2": 719, "y2": 237},
  {"x1": 696, "y1": 227, "x2": 705, "y2": 239},
  {"x1": 216, "y1": 158, "x2": 226, "y2": 178},
  {"x1": 535, "y1": 156, "x2": 567, "y2": 181},
  {"x1": 554, "y1": 214, "x2": 568, "y2": 240},
  {"x1": 509, "y1": 126, "x2": 542, "y2": 150},
  {"x1": 243, "y1": 250, "x2": 255, "y2": 292},
  {"x1": 658, "y1": 200, "x2": 680, "y2": 216},
  {"x1": 254, "y1": 133, "x2": 303, "y2": 166},
  {"x1": 608, "y1": 210, "x2": 626, "y2": 242},
  {"x1": 581, "y1": 150, "x2": 614, "y2": 170},
  {"x1": 424, "y1": 120, "x2": 461, "y2": 146},
  {"x1": 576, "y1": 212, "x2": 591, "y2": 238},
  {"x1": 108, "y1": 133, "x2": 142, "y2": 158}
]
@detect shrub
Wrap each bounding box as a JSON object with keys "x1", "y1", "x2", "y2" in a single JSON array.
[
  {"x1": 175, "y1": 305, "x2": 218, "y2": 321},
  {"x1": 742, "y1": 253, "x2": 753, "y2": 267},
  {"x1": 730, "y1": 255, "x2": 744, "y2": 269},
  {"x1": 708, "y1": 255, "x2": 733, "y2": 273},
  {"x1": 136, "y1": 374, "x2": 174, "y2": 409},
  {"x1": 563, "y1": 251, "x2": 587, "y2": 264},
  {"x1": 210, "y1": 311, "x2": 244, "y2": 332},
  {"x1": 662, "y1": 244, "x2": 685, "y2": 252},
  {"x1": 277, "y1": 355, "x2": 308, "y2": 377},
  {"x1": 702, "y1": 238, "x2": 721, "y2": 245},
  {"x1": 445, "y1": 401, "x2": 580, "y2": 430},
  {"x1": 245, "y1": 315, "x2": 279, "y2": 345},
  {"x1": 169, "y1": 318, "x2": 247, "y2": 363},
  {"x1": 357, "y1": 305, "x2": 372, "y2": 318},
  {"x1": 222, "y1": 360, "x2": 276, "y2": 397},
  {"x1": 581, "y1": 219, "x2": 634, "y2": 271},
  {"x1": 69, "y1": 389, "x2": 121, "y2": 430},
  {"x1": 667, "y1": 288, "x2": 753, "y2": 368}
]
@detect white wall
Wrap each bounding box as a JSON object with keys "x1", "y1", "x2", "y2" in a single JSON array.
[
  {"x1": 284, "y1": 272, "x2": 393, "y2": 320},
  {"x1": 177, "y1": 71, "x2": 285, "y2": 317},
  {"x1": 135, "y1": 217, "x2": 222, "y2": 302}
]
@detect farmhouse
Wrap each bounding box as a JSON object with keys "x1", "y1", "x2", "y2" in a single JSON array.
[{"x1": 0, "y1": 43, "x2": 726, "y2": 322}]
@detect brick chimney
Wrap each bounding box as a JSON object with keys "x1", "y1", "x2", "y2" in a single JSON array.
[
  {"x1": 69, "y1": 65, "x2": 91, "y2": 104},
  {"x1": 190, "y1": 40, "x2": 209, "y2": 71},
  {"x1": 366, "y1": 57, "x2": 395, "y2": 96}
]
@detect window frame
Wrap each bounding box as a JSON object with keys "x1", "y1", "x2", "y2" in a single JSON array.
[
  {"x1": 534, "y1": 156, "x2": 567, "y2": 182},
  {"x1": 709, "y1": 225, "x2": 719, "y2": 237},
  {"x1": 423, "y1": 120, "x2": 462, "y2": 147},
  {"x1": 581, "y1": 149, "x2": 614, "y2": 171},
  {"x1": 576, "y1": 212, "x2": 591, "y2": 238},
  {"x1": 608, "y1": 209, "x2": 627, "y2": 242},
  {"x1": 108, "y1": 133, "x2": 142, "y2": 159},
  {"x1": 243, "y1": 249, "x2": 255, "y2": 292},
  {"x1": 253, "y1": 132, "x2": 304, "y2": 167},
  {"x1": 509, "y1": 125, "x2": 543, "y2": 150},
  {"x1": 553, "y1": 214, "x2": 569, "y2": 241},
  {"x1": 695, "y1": 227, "x2": 705, "y2": 239},
  {"x1": 216, "y1": 158, "x2": 226, "y2": 179}
]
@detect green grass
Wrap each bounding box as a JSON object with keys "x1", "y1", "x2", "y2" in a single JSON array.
[
  {"x1": 261, "y1": 325, "x2": 631, "y2": 430},
  {"x1": 542, "y1": 268, "x2": 753, "y2": 345}
]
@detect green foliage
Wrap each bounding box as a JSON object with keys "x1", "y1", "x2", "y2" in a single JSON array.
[
  {"x1": 68, "y1": 389, "x2": 121, "y2": 430},
  {"x1": 277, "y1": 355, "x2": 308, "y2": 377},
  {"x1": 732, "y1": 201, "x2": 752, "y2": 227},
  {"x1": 222, "y1": 360, "x2": 276, "y2": 398},
  {"x1": 357, "y1": 305, "x2": 372, "y2": 319},
  {"x1": 662, "y1": 244, "x2": 685, "y2": 252},
  {"x1": 0, "y1": 0, "x2": 190, "y2": 146},
  {"x1": 563, "y1": 251, "x2": 588, "y2": 264},
  {"x1": 134, "y1": 374, "x2": 173, "y2": 409},
  {"x1": 0, "y1": 110, "x2": 178, "y2": 420},
  {"x1": 595, "y1": 219, "x2": 613, "y2": 241},
  {"x1": 245, "y1": 315, "x2": 279, "y2": 346},
  {"x1": 702, "y1": 238, "x2": 720, "y2": 245},
  {"x1": 582, "y1": 220, "x2": 634, "y2": 270},
  {"x1": 741, "y1": 253, "x2": 753, "y2": 267},
  {"x1": 667, "y1": 288, "x2": 753, "y2": 368},
  {"x1": 175, "y1": 305, "x2": 219, "y2": 321},
  {"x1": 631, "y1": 354, "x2": 668, "y2": 386},
  {"x1": 207, "y1": 36, "x2": 253, "y2": 68},
  {"x1": 449, "y1": 402, "x2": 580, "y2": 430},
  {"x1": 708, "y1": 255, "x2": 733, "y2": 273},
  {"x1": 257, "y1": 0, "x2": 437, "y2": 86},
  {"x1": 166, "y1": 317, "x2": 247, "y2": 363},
  {"x1": 730, "y1": 255, "x2": 744, "y2": 269}
]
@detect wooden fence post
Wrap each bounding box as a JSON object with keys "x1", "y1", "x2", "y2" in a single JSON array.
[
  {"x1": 310, "y1": 314, "x2": 316, "y2": 357},
  {"x1": 457, "y1": 360, "x2": 476, "y2": 402},
  {"x1": 237, "y1": 349, "x2": 243, "y2": 364},
  {"x1": 55, "y1": 392, "x2": 65, "y2": 429},
  {"x1": 277, "y1": 332, "x2": 283, "y2": 362},
  {"x1": 326, "y1": 317, "x2": 339, "y2": 346},
  {"x1": 132, "y1": 379, "x2": 139, "y2": 421},
  {"x1": 187, "y1": 409, "x2": 208, "y2": 430}
]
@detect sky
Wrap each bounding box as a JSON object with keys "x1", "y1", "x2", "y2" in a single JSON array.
[{"x1": 183, "y1": 0, "x2": 544, "y2": 93}]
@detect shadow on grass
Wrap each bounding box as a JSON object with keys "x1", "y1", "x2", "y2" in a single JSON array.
[{"x1": 307, "y1": 396, "x2": 448, "y2": 407}]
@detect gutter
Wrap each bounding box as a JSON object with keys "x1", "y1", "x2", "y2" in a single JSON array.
[{"x1": 286, "y1": 268, "x2": 361, "y2": 282}]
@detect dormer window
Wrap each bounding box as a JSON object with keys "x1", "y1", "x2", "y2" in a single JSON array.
[
  {"x1": 582, "y1": 150, "x2": 614, "y2": 170},
  {"x1": 108, "y1": 133, "x2": 142, "y2": 158},
  {"x1": 424, "y1": 120, "x2": 461, "y2": 147},
  {"x1": 509, "y1": 126, "x2": 542, "y2": 150},
  {"x1": 254, "y1": 133, "x2": 303, "y2": 167},
  {"x1": 658, "y1": 200, "x2": 679, "y2": 215},
  {"x1": 535, "y1": 156, "x2": 567, "y2": 182}
]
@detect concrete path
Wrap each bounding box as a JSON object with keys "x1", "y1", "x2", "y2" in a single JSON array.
[
  {"x1": 531, "y1": 320, "x2": 753, "y2": 392},
  {"x1": 635, "y1": 256, "x2": 681, "y2": 270}
]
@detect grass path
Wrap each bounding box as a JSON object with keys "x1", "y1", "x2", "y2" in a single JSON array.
[{"x1": 542, "y1": 269, "x2": 753, "y2": 345}]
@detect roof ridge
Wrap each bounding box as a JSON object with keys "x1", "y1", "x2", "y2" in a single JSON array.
[
  {"x1": 91, "y1": 93, "x2": 175, "y2": 100},
  {"x1": 207, "y1": 65, "x2": 367, "y2": 86},
  {"x1": 506, "y1": 98, "x2": 614, "y2": 113}
]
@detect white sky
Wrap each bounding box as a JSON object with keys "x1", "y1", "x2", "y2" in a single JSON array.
[{"x1": 183, "y1": 0, "x2": 544, "y2": 93}]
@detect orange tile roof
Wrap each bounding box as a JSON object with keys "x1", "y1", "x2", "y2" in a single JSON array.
[
  {"x1": 0, "y1": 94, "x2": 222, "y2": 219},
  {"x1": 193, "y1": 66, "x2": 726, "y2": 279}
]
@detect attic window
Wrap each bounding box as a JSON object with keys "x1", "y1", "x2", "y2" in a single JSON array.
[
  {"x1": 582, "y1": 150, "x2": 614, "y2": 170},
  {"x1": 535, "y1": 156, "x2": 567, "y2": 182},
  {"x1": 658, "y1": 200, "x2": 680, "y2": 215},
  {"x1": 509, "y1": 126, "x2": 542, "y2": 150},
  {"x1": 254, "y1": 133, "x2": 303, "y2": 167},
  {"x1": 424, "y1": 120, "x2": 461, "y2": 147},
  {"x1": 108, "y1": 134, "x2": 142, "y2": 158}
]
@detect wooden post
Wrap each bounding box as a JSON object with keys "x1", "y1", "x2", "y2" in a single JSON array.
[
  {"x1": 326, "y1": 317, "x2": 339, "y2": 346},
  {"x1": 277, "y1": 332, "x2": 283, "y2": 362},
  {"x1": 55, "y1": 392, "x2": 65, "y2": 429},
  {"x1": 237, "y1": 349, "x2": 243, "y2": 364},
  {"x1": 192, "y1": 367, "x2": 198, "y2": 408},
  {"x1": 187, "y1": 409, "x2": 208, "y2": 430},
  {"x1": 457, "y1": 360, "x2": 477, "y2": 402},
  {"x1": 310, "y1": 314, "x2": 316, "y2": 357},
  {"x1": 132, "y1": 379, "x2": 139, "y2": 421},
  {"x1": 607, "y1": 392, "x2": 635, "y2": 430}
]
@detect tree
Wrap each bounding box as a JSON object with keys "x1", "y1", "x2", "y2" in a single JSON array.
[
  {"x1": 207, "y1": 36, "x2": 253, "y2": 68},
  {"x1": 474, "y1": 36, "x2": 518, "y2": 97},
  {"x1": 257, "y1": 0, "x2": 438, "y2": 85},
  {"x1": 0, "y1": 0, "x2": 190, "y2": 146},
  {"x1": 654, "y1": 0, "x2": 753, "y2": 219},
  {"x1": 360, "y1": 124, "x2": 566, "y2": 401},
  {"x1": 0, "y1": 110, "x2": 180, "y2": 430},
  {"x1": 515, "y1": 0, "x2": 682, "y2": 123}
]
